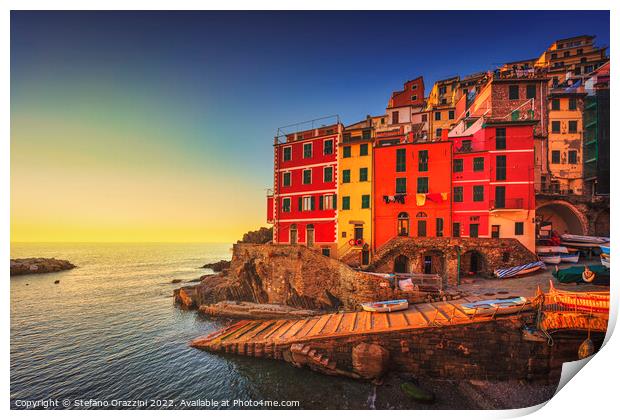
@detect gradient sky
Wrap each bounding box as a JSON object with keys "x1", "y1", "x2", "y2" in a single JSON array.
[{"x1": 10, "y1": 11, "x2": 609, "y2": 242}]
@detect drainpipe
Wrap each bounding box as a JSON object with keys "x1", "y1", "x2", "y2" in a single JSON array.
[{"x1": 455, "y1": 245, "x2": 461, "y2": 286}]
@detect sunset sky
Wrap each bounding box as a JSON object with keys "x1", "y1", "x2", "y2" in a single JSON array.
[{"x1": 11, "y1": 11, "x2": 609, "y2": 242}]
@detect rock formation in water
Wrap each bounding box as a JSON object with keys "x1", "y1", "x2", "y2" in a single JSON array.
[
  {"x1": 201, "y1": 260, "x2": 231, "y2": 272},
  {"x1": 10, "y1": 258, "x2": 75, "y2": 276}
]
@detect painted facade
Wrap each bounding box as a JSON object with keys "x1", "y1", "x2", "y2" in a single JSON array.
[
  {"x1": 373, "y1": 133, "x2": 452, "y2": 250},
  {"x1": 338, "y1": 122, "x2": 374, "y2": 265},
  {"x1": 426, "y1": 76, "x2": 459, "y2": 141},
  {"x1": 449, "y1": 121, "x2": 536, "y2": 252},
  {"x1": 270, "y1": 122, "x2": 342, "y2": 257}
]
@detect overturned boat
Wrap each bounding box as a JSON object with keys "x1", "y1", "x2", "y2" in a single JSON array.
[
  {"x1": 538, "y1": 253, "x2": 561, "y2": 264},
  {"x1": 494, "y1": 261, "x2": 546, "y2": 279},
  {"x1": 461, "y1": 296, "x2": 531, "y2": 316},
  {"x1": 361, "y1": 299, "x2": 409, "y2": 313}
]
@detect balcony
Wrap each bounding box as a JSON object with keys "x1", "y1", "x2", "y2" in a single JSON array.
[{"x1": 490, "y1": 198, "x2": 524, "y2": 210}]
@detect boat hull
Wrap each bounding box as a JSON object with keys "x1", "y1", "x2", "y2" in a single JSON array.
[
  {"x1": 494, "y1": 261, "x2": 545, "y2": 279},
  {"x1": 560, "y1": 253, "x2": 580, "y2": 263},
  {"x1": 361, "y1": 299, "x2": 409, "y2": 313},
  {"x1": 539, "y1": 255, "x2": 561, "y2": 264},
  {"x1": 461, "y1": 297, "x2": 531, "y2": 316}
]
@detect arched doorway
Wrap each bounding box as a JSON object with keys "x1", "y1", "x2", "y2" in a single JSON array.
[
  {"x1": 394, "y1": 255, "x2": 409, "y2": 273},
  {"x1": 461, "y1": 250, "x2": 485, "y2": 276},
  {"x1": 594, "y1": 210, "x2": 610, "y2": 237},
  {"x1": 398, "y1": 212, "x2": 410, "y2": 237},
  {"x1": 536, "y1": 201, "x2": 586, "y2": 235},
  {"x1": 420, "y1": 250, "x2": 444, "y2": 275}
]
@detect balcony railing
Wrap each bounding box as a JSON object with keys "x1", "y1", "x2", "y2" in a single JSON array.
[{"x1": 490, "y1": 198, "x2": 524, "y2": 210}]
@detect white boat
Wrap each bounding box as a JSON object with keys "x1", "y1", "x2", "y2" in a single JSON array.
[
  {"x1": 461, "y1": 297, "x2": 531, "y2": 316},
  {"x1": 538, "y1": 253, "x2": 561, "y2": 264},
  {"x1": 601, "y1": 254, "x2": 610, "y2": 268},
  {"x1": 536, "y1": 246, "x2": 568, "y2": 254},
  {"x1": 560, "y1": 252, "x2": 580, "y2": 263},
  {"x1": 361, "y1": 299, "x2": 409, "y2": 313},
  {"x1": 561, "y1": 234, "x2": 610, "y2": 244},
  {"x1": 494, "y1": 261, "x2": 546, "y2": 279}
]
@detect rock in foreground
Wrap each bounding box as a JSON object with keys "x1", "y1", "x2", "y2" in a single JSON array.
[{"x1": 10, "y1": 258, "x2": 75, "y2": 276}]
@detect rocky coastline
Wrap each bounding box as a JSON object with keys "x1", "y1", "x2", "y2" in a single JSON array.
[{"x1": 10, "y1": 258, "x2": 76, "y2": 276}]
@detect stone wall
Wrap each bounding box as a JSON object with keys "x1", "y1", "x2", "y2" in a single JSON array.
[{"x1": 367, "y1": 237, "x2": 537, "y2": 286}]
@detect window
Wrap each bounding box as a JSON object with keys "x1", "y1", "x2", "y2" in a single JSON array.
[
  {"x1": 569, "y1": 98, "x2": 577, "y2": 110},
  {"x1": 496, "y1": 128, "x2": 506, "y2": 150},
  {"x1": 411, "y1": 84, "x2": 417, "y2": 91},
  {"x1": 323, "y1": 167, "x2": 333, "y2": 182},
  {"x1": 418, "y1": 150, "x2": 429, "y2": 172},
  {"x1": 569, "y1": 120, "x2": 578, "y2": 133},
  {"x1": 421, "y1": 114, "x2": 427, "y2": 122},
  {"x1": 453, "y1": 158, "x2": 463, "y2": 172},
  {"x1": 302, "y1": 196, "x2": 315, "y2": 211},
  {"x1": 435, "y1": 128, "x2": 442, "y2": 138},
  {"x1": 362, "y1": 130, "x2": 371, "y2": 140},
  {"x1": 343, "y1": 145, "x2": 351, "y2": 158},
  {"x1": 359, "y1": 167, "x2": 368, "y2": 182},
  {"x1": 321, "y1": 194, "x2": 335, "y2": 210},
  {"x1": 418, "y1": 220, "x2": 427, "y2": 237},
  {"x1": 439, "y1": 86, "x2": 447, "y2": 95},
  {"x1": 321, "y1": 248, "x2": 331, "y2": 257},
  {"x1": 473, "y1": 185, "x2": 484, "y2": 202},
  {"x1": 568, "y1": 150, "x2": 578, "y2": 164},
  {"x1": 303, "y1": 143, "x2": 312, "y2": 158},
  {"x1": 411, "y1": 95, "x2": 417, "y2": 101},
  {"x1": 449, "y1": 110, "x2": 455, "y2": 120},
  {"x1": 417, "y1": 177, "x2": 429, "y2": 193},
  {"x1": 551, "y1": 53, "x2": 558, "y2": 59},
  {"x1": 581, "y1": 57, "x2": 587, "y2": 63},
  {"x1": 577, "y1": 48, "x2": 583, "y2": 55},
  {"x1": 392, "y1": 110, "x2": 399, "y2": 124},
  {"x1": 303, "y1": 169, "x2": 312, "y2": 184},
  {"x1": 551, "y1": 121, "x2": 561, "y2": 133},
  {"x1": 359, "y1": 143, "x2": 369, "y2": 156},
  {"x1": 491, "y1": 225, "x2": 500, "y2": 238},
  {"x1": 526, "y1": 84, "x2": 536, "y2": 99},
  {"x1": 342, "y1": 196, "x2": 350, "y2": 210},
  {"x1": 496, "y1": 155, "x2": 506, "y2": 181},
  {"x1": 282, "y1": 197, "x2": 291, "y2": 212},
  {"x1": 436, "y1": 218, "x2": 444, "y2": 237},
  {"x1": 396, "y1": 149, "x2": 406, "y2": 172},
  {"x1": 342, "y1": 169, "x2": 351, "y2": 183},
  {"x1": 434, "y1": 111, "x2": 441, "y2": 121},
  {"x1": 323, "y1": 139, "x2": 333, "y2": 155},
  {"x1": 283, "y1": 146, "x2": 292, "y2": 161},
  {"x1": 470, "y1": 224, "x2": 479, "y2": 238},
  {"x1": 515, "y1": 222, "x2": 524, "y2": 236},
  {"x1": 563, "y1": 51, "x2": 570, "y2": 58},
  {"x1": 361, "y1": 195, "x2": 370, "y2": 209},
  {"x1": 473, "y1": 157, "x2": 484, "y2": 172},
  {"x1": 453, "y1": 186, "x2": 463, "y2": 202},
  {"x1": 453, "y1": 222, "x2": 461, "y2": 237},
  {"x1": 508, "y1": 85, "x2": 519, "y2": 100},
  {"x1": 398, "y1": 212, "x2": 410, "y2": 236},
  {"x1": 282, "y1": 172, "x2": 291, "y2": 187},
  {"x1": 495, "y1": 186, "x2": 506, "y2": 208},
  {"x1": 396, "y1": 178, "x2": 407, "y2": 194},
  {"x1": 551, "y1": 150, "x2": 560, "y2": 164}
]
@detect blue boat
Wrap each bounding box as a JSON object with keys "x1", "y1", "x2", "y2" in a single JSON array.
[{"x1": 494, "y1": 261, "x2": 546, "y2": 279}]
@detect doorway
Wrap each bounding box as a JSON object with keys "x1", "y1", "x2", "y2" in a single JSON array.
[
  {"x1": 290, "y1": 224, "x2": 298, "y2": 245},
  {"x1": 306, "y1": 224, "x2": 314, "y2": 247},
  {"x1": 394, "y1": 255, "x2": 409, "y2": 273}
]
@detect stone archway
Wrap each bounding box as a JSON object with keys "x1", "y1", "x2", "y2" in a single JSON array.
[
  {"x1": 536, "y1": 200, "x2": 587, "y2": 236},
  {"x1": 594, "y1": 209, "x2": 610, "y2": 237},
  {"x1": 461, "y1": 250, "x2": 485, "y2": 276},
  {"x1": 394, "y1": 255, "x2": 409, "y2": 273}
]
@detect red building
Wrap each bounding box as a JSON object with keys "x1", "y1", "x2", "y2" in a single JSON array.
[
  {"x1": 373, "y1": 130, "x2": 452, "y2": 251},
  {"x1": 268, "y1": 121, "x2": 342, "y2": 256},
  {"x1": 449, "y1": 119, "x2": 536, "y2": 251},
  {"x1": 388, "y1": 76, "x2": 425, "y2": 108}
]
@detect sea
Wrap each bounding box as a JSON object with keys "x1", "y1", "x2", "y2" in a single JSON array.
[{"x1": 10, "y1": 242, "x2": 385, "y2": 410}]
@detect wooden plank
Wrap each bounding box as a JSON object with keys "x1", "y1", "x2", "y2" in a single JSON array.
[
  {"x1": 273, "y1": 320, "x2": 298, "y2": 340},
  {"x1": 412, "y1": 304, "x2": 431, "y2": 325},
  {"x1": 321, "y1": 313, "x2": 343, "y2": 335},
  {"x1": 429, "y1": 302, "x2": 451, "y2": 322},
  {"x1": 295, "y1": 317, "x2": 322, "y2": 338},
  {"x1": 372, "y1": 312, "x2": 389, "y2": 330},
  {"x1": 336, "y1": 312, "x2": 355, "y2": 333},
  {"x1": 230, "y1": 321, "x2": 263, "y2": 341},
  {"x1": 445, "y1": 301, "x2": 470, "y2": 319},
  {"x1": 260, "y1": 320, "x2": 289, "y2": 340},
  {"x1": 307, "y1": 314, "x2": 332, "y2": 337},
  {"x1": 388, "y1": 311, "x2": 409, "y2": 329},
  {"x1": 243, "y1": 321, "x2": 278, "y2": 340},
  {"x1": 281, "y1": 319, "x2": 309, "y2": 340},
  {"x1": 349, "y1": 312, "x2": 359, "y2": 332}
]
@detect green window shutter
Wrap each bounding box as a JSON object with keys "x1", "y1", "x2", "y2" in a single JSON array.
[
  {"x1": 511, "y1": 110, "x2": 520, "y2": 121},
  {"x1": 298, "y1": 197, "x2": 303, "y2": 211},
  {"x1": 318, "y1": 196, "x2": 323, "y2": 210}
]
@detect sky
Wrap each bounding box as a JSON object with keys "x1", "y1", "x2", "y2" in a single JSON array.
[{"x1": 10, "y1": 10, "x2": 610, "y2": 243}]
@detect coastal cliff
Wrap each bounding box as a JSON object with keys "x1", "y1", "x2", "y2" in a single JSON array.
[
  {"x1": 10, "y1": 258, "x2": 75, "y2": 276},
  {"x1": 174, "y1": 243, "x2": 405, "y2": 311}
]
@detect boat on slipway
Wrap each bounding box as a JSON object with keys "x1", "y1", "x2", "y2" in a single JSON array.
[
  {"x1": 361, "y1": 299, "x2": 409, "y2": 313},
  {"x1": 494, "y1": 261, "x2": 546, "y2": 279},
  {"x1": 538, "y1": 253, "x2": 561, "y2": 264},
  {"x1": 548, "y1": 281, "x2": 609, "y2": 313},
  {"x1": 599, "y1": 245, "x2": 610, "y2": 268},
  {"x1": 560, "y1": 253, "x2": 580, "y2": 263},
  {"x1": 560, "y1": 234, "x2": 610, "y2": 248},
  {"x1": 461, "y1": 297, "x2": 531, "y2": 316}
]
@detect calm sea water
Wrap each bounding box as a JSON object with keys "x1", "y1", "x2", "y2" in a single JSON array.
[{"x1": 10, "y1": 243, "x2": 377, "y2": 409}]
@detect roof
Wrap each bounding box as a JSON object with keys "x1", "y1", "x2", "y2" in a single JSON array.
[{"x1": 555, "y1": 34, "x2": 595, "y2": 44}]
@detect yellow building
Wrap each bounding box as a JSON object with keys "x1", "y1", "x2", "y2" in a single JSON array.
[
  {"x1": 545, "y1": 88, "x2": 586, "y2": 195},
  {"x1": 426, "y1": 76, "x2": 459, "y2": 140},
  {"x1": 337, "y1": 121, "x2": 374, "y2": 267}
]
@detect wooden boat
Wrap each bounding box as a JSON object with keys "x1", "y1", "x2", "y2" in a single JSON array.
[
  {"x1": 361, "y1": 299, "x2": 409, "y2": 313},
  {"x1": 538, "y1": 253, "x2": 561, "y2": 264},
  {"x1": 461, "y1": 297, "x2": 530, "y2": 316},
  {"x1": 560, "y1": 252, "x2": 580, "y2": 263},
  {"x1": 536, "y1": 246, "x2": 568, "y2": 254},
  {"x1": 561, "y1": 234, "x2": 610, "y2": 244},
  {"x1": 494, "y1": 261, "x2": 545, "y2": 279},
  {"x1": 599, "y1": 245, "x2": 610, "y2": 255},
  {"x1": 601, "y1": 253, "x2": 610, "y2": 268},
  {"x1": 548, "y1": 281, "x2": 609, "y2": 313}
]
